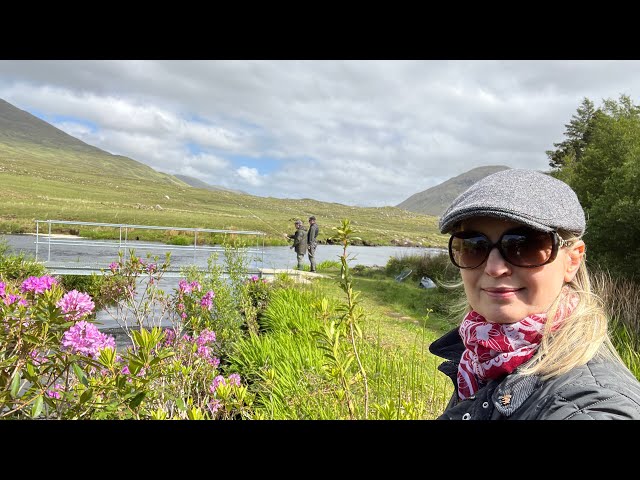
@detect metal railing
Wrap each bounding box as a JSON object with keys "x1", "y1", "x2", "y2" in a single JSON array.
[{"x1": 35, "y1": 219, "x2": 266, "y2": 276}]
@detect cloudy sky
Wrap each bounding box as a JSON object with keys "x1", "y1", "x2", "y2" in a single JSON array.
[{"x1": 1, "y1": 60, "x2": 638, "y2": 207}]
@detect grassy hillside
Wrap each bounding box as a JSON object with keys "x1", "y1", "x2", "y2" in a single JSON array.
[{"x1": 0, "y1": 98, "x2": 447, "y2": 247}]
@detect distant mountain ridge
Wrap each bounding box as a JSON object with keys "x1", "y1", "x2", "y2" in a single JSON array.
[
  {"x1": 396, "y1": 165, "x2": 511, "y2": 216},
  {"x1": 173, "y1": 174, "x2": 246, "y2": 195}
]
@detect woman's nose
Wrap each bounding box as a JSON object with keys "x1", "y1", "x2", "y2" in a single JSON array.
[{"x1": 483, "y1": 246, "x2": 511, "y2": 276}]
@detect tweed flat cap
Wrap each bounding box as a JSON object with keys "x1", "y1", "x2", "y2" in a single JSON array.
[{"x1": 439, "y1": 169, "x2": 585, "y2": 236}]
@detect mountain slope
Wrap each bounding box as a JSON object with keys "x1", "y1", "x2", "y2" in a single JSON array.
[
  {"x1": 396, "y1": 165, "x2": 511, "y2": 216},
  {"x1": 0, "y1": 98, "x2": 187, "y2": 187}
]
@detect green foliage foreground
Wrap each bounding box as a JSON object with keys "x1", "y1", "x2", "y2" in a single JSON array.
[
  {"x1": 0, "y1": 220, "x2": 455, "y2": 419},
  {"x1": 2, "y1": 218, "x2": 638, "y2": 420}
]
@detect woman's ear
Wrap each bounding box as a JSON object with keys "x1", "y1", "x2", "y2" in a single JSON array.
[{"x1": 564, "y1": 239, "x2": 585, "y2": 283}]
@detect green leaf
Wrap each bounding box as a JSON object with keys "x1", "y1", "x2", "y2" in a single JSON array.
[
  {"x1": 175, "y1": 397, "x2": 186, "y2": 411},
  {"x1": 72, "y1": 363, "x2": 89, "y2": 387},
  {"x1": 10, "y1": 372, "x2": 21, "y2": 398},
  {"x1": 129, "y1": 392, "x2": 146, "y2": 409},
  {"x1": 80, "y1": 389, "x2": 94, "y2": 404},
  {"x1": 31, "y1": 395, "x2": 44, "y2": 418}
]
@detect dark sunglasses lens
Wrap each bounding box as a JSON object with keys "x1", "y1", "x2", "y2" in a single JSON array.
[
  {"x1": 501, "y1": 230, "x2": 554, "y2": 267},
  {"x1": 450, "y1": 234, "x2": 491, "y2": 268}
]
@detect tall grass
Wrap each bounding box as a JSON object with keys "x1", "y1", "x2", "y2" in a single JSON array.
[
  {"x1": 591, "y1": 269, "x2": 640, "y2": 378},
  {"x1": 226, "y1": 281, "x2": 454, "y2": 419}
]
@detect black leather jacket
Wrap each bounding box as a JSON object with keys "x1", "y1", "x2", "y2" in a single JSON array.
[{"x1": 429, "y1": 327, "x2": 640, "y2": 420}]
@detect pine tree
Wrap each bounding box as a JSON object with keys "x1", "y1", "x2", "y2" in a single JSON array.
[{"x1": 546, "y1": 97, "x2": 597, "y2": 170}]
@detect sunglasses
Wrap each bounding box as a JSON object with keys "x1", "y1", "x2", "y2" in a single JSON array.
[{"x1": 448, "y1": 227, "x2": 574, "y2": 269}]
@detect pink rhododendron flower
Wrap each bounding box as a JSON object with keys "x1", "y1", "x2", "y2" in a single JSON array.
[
  {"x1": 21, "y1": 276, "x2": 58, "y2": 294},
  {"x1": 228, "y1": 373, "x2": 241, "y2": 386},
  {"x1": 178, "y1": 279, "x2": 197, "y2": 294},
  {"x1": 163, "y1": 328, "x2": 176, "y2": 346},
  {"x1": 210, "y1": 375, "x2": 226, "y2": 393},
  {"x1": 196, "y1": 329, "x2": 216, "y2": 346},
  {"x1": 46, "y1": 390, "x2": 61, "y2": 399},
  {"x1": 30, "y1": 350, "x2": 49, "y2": 366},
  {"x1": 57, "y1": 290, "x2": 95, "y2": 321},
  {"x1": 0, "y1": 281, "x2": 5, "y2": 297},
  {"x1": 109, "y1": 262, "x2": 120, "y2": 273},
  {"x1": 61, "y1": 321, "x2": 115, "y2": 358},
  {"x1": 4, "y1": 294, "x2": 23, "y2": 306},
  {"x1": 208, "y1": 399, "x2": 222, "y2": 414},
  {"x1": 200, "y1": 291, "x2": 214, "y2": 310}
]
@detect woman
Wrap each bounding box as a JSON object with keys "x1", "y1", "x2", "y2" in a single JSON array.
[{"x1": 429, "y1": 168, "x2": 640, "y2": 420}]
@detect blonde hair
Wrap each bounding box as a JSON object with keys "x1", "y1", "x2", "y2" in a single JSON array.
[
  {"x1": 449, "y1": 231, "x2": 622, "y2": 380},
  {"x1": 519, "y1": 238, "x2": 622, "y2": 379}
]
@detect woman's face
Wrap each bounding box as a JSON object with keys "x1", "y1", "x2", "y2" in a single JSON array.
[{"x1": 457, "y1": 216, "x2": 583, "y2": 324}]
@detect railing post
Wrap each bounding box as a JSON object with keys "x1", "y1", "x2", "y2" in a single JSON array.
[
  {"x1": 47, "y1": 221, "x2": 51, "y2": 262},
  {"x1": 194, "y1": 229, "x2": 198, "y2": 263},
  {"x1": 35, "y1": 220, "x2": 39, "y2": 261}
]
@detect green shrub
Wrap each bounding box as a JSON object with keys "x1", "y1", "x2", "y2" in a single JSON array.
[
  {"x1": 0, "y1": 239, "x2": 47, "y2": 281},
  {"x1": 167, "y1": 235, "x2": 192, "y2": 246},
  {"x1": 386, "y1": 252, "x2": 460, "y2": 284},
  {"x1": 58, "y1": 273, "x2": 132, "y2": 310}
]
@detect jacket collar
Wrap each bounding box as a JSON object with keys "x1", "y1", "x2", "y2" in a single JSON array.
[
  {"x1": 429, "y1": 326, "x2": 464, "y2": 363},
  {"x1": 430, "y1": 326, "x2": 542, "y2": 417}
]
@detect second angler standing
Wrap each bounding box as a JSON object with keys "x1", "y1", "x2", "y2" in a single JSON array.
[{"x1": 307, "y1": 216, "x2": 319, "y2": 272}]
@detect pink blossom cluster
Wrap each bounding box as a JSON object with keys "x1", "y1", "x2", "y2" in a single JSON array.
[
  {"x1": 163, "y1": 328, "x2": 176, "y2": 346},
  {"x1": 61, "y1": 320, "x2": 116, "y2": 358},
  {"x1": 196, "y1": 329, "x2": 216, "y2": 346},
  {"x1": 193, "y1": 329, "x2": 219, "y2": 366},
  {"x1": 200, "y1": 291, "x2": 215, "y2": 310},
  {"x1": 0, "y1": 282, "x2": 28, "y2": 307},
  {"x1": 209, "y1": 373, "x2": 242, "y2": 394},
  {"x1": 21, "y1": 275, "x2": 58, "y2": 294},
  {"x1": 30, "y1": 350, "x2": 49, "y2": 366},
  {"x1": 109, "y1": 262, "x2": 120, "y2": 273},
  {"x1": 46, "y1": 384, "x2": 64, "y2": 399},
  {"x1": 178, "y1": 280, "x2": 202, "y2": 294},
  {"x1": 208, "y1": 399, "x2": 222, "y2": 414},
  {"x1": 1, "y1": 292, "x2": 27, "y2": 307},
  {"x1": 56, "y1": 290, "x2": 95, "y2": 321}
]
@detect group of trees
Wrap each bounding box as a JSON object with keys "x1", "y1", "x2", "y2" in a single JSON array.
[{"x1": 546, "y1": 94, "x2": 640, "y2": 280}]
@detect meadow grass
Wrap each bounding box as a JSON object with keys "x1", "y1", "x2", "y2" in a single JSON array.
[
  {"x1": 0, "y1": 170, "x2": 447, "y2": 248},
  {"x1": 226, "y1": 267, "x2": 457, "y2": 419}
]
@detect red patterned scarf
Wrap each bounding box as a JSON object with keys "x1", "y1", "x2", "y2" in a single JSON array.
[{"x1": 456, "y1": 296, "x2": 575, "y2": 400}]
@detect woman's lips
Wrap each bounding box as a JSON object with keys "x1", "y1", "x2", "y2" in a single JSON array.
[{"x1": 482, "y1": 287, "x2": 522, "y2": 299}]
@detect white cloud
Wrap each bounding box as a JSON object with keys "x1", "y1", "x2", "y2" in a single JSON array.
[
  {"x1": 1, "y1": 60, "x2": 640, "y2": 207},
  {"x1": 235, "y1": 166, "x2": 264, "y2": 187}
]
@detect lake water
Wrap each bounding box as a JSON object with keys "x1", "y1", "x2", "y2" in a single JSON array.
[
  {"x1": 1, "y1": 233, "x2": 445, "y2": 336},
  {"x1": 1, "y1": 233, "x2": 444, "y2": 271}
]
